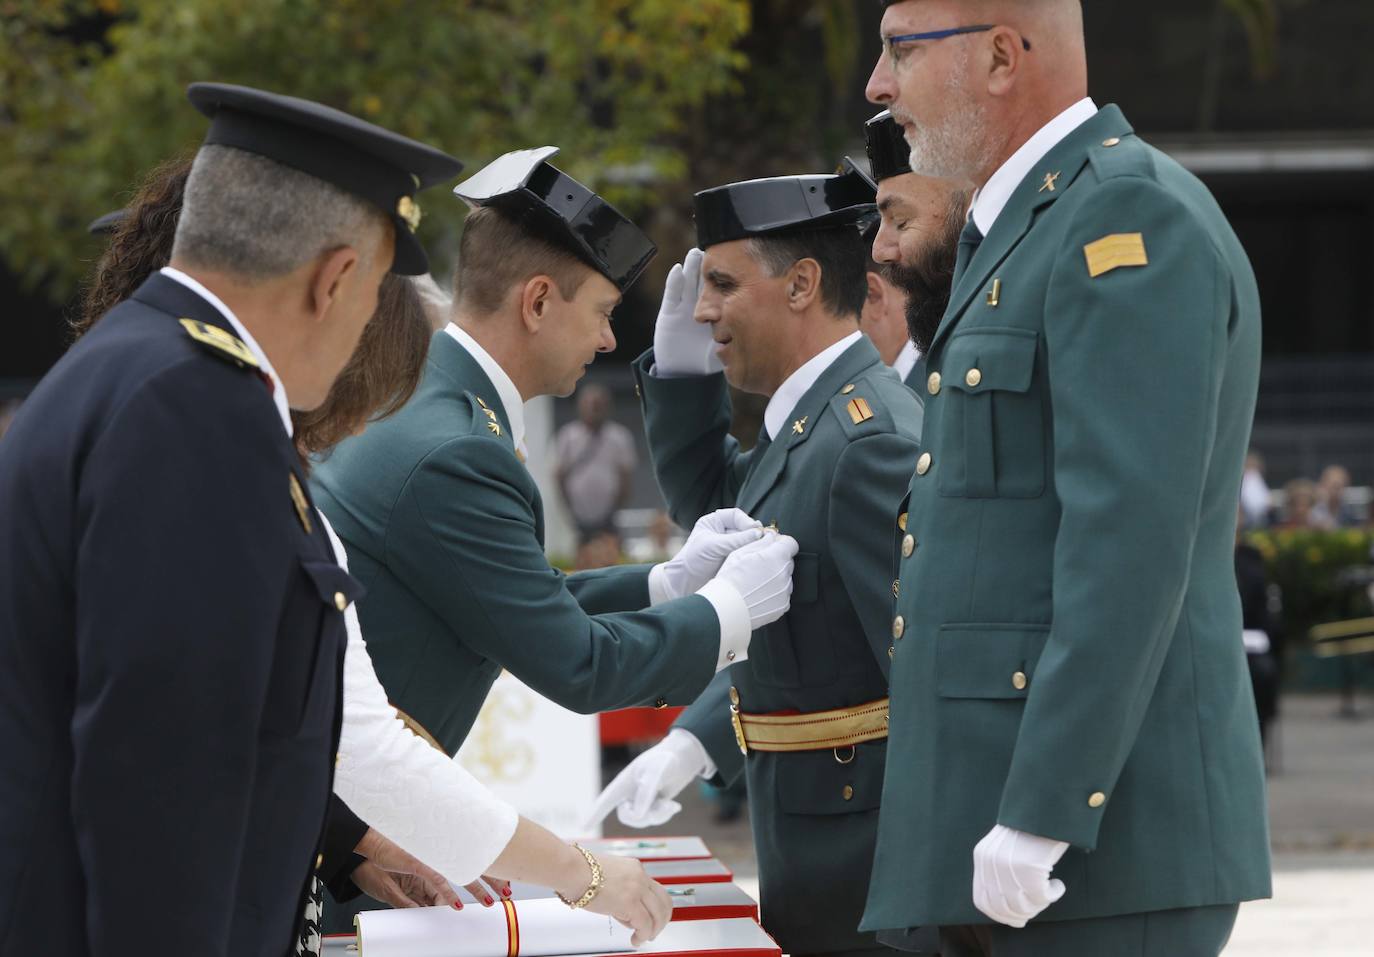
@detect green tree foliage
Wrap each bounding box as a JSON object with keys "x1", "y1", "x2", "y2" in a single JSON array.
[{"x1": 0, "y1": 0, "x2": 749, "y2": 300}]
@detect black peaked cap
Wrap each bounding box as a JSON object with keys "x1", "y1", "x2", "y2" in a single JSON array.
[
  {"x1": 88, "y1": 209, "x2": 127, "y2": 236},
  {"x1": 187, "y1": 82, "x2": 463, "y2": 275},
  {"x1": 865, "y1": 109, "x2": 912, "y2": 183},
  {"x1": 693, "y1": 166, "x2": 877, "y2": 249},
  {"x1": 453, "y1": 146, "x2": 657, "y2": 294}
]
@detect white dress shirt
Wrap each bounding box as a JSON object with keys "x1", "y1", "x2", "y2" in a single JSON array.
[
  {"x1": 892, "y1": 340, "x2": 922, "y2": 382},
  {"x1": 444, "y1": 322, "x2": 527, "y2": 456},
  {"x1": 763, "y1": 330, "x2": 863, "y2": 440},
  {"x1": 323, "y1": 513, "x2": 520, "y2": 885},
  {"x1": 971, "y1": 98, "x2": 1099, "y2": 236},
  {"x1": 159, "y1": 266, "x2": 293, "y2": 437}
]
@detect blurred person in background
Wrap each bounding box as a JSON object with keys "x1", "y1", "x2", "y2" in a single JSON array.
[
  {"x1": 557, "y1": 382, "x2": 639, "y2": 543},
  {"x1": 1240, "y1": 450, "x2": 1273, "y2": 528},
  {"x1": 1313, "y1": 464, "x2": 1360, "y2": 528},
  {"x1": 1280, "y1": 478, "x2": 1320, "y2": 528},
  {"x1": 1235, "y1": 508, "x2": 1279, "y2": 755}
]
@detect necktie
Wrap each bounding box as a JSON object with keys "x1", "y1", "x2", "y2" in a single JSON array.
[{"x1": 951, "y1": 217, "x2": 984, "y2": 291}]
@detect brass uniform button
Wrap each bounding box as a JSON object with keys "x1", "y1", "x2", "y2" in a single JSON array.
[
  {"x1": 842, "y1": 784, "x2": 854, "y2": 801},
  {"x1": 1102, "y1": 137, "x2": 1121, "y2": 147},
  {"x1": 726, "y1": 650, "x2": 737, "y2": 662},
  {"x1": 729, "y1": 686, "x2": 740, "y2": 707},
  {"x1": 888, "y1": 646, "x2": 895, "y2": 659},
  {"x1": 1012, "y1": 671, "x2": 1028, "y2": 691},
  {"x1": 892, "y1": 579, "x2": 900, "y2": 598},
  {"x1": 897, "y1": 511, "x2": 908, "y2": 532},
  {"x1": 315, "y1": 853, "x2": 324, "y2": 870},
  {"x1": 927, "y1": 372, "x2": 942, "y2": 396},
  {"x1": 916, "y1": 452, "x2": 932, "y2": 476},
  {"x1": 1089, "y1": 791, "x2": 1107, "y2": 808},
  {"x1": 654, "y1": 698, "x2": 668, "y2": 709},
  {"x1": 841, "y1": 383, "x2": 855, "y2": 395},
  {"x1": 333, "y1": 591, "x2": 347, "y2": 612},
  {"x1": 965, "y1": 368, "x2": 983, "y2": 388},
  {"x1": 892, "y1": 616, "x2": 905, "y2": 639},
  {"x1": 901, "y1": 534, "x2": 915, "y2": 558}
]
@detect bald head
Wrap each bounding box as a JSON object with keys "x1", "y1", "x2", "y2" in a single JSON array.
[{"x1": 868, "y1": 0, "x2": 1087, "y2": 187}]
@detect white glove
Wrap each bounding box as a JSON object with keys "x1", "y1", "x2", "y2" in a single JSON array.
[
  {"x1": 652, "y1": 248, "x2": 721, "y2": 377},
  {"x1": 585, "y1": 729, "x2": 712, "y2": 829},
  {"x1": 971, "y1": 825, "x2": 1069, "y2": 928},
  {"x1": 710, "y1": 531, "x2": 798, "y2": 631},
  {"x1": 649, "y1": 508, "x2": 765, "y2": 604}
]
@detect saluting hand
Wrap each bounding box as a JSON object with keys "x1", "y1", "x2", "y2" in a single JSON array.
[{"x1": 652, "y1": 248, "x2": 720, "y2": 377}]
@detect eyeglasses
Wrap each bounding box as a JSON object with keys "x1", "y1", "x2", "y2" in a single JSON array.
[{"x1": 882, "y1": 24, "x2": 1032, "y2": 62}]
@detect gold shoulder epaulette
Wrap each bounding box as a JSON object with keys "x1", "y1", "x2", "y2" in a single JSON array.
[{"x1": 179, "y1": 318, "x2": 259, "y2": 369}]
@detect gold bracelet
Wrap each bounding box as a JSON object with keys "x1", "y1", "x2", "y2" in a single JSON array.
[{"x1": 555, "y1": 843, "x2": 604, "y2": 910}]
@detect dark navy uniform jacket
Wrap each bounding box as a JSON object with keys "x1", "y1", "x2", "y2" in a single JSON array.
[{"x1": 0, "y1": 272, "x2": 360, "y2": 956}]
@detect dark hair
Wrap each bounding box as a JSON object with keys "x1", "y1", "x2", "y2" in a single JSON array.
[
  {"x1": 75, "y1": 154, "x2": 194, "y2": 338},
  {"x1": 77, "y1": 153, "x2": 430, "y2": 463},
  {"x1": 453, "y1": 205, "x2": 593, "y2": 315},
  {"x1": 747, "y1": 226, "x2": 869, "y2": 319},
  {"x1": 292, "y1": 274, "x2": 430, "y2": 459}
]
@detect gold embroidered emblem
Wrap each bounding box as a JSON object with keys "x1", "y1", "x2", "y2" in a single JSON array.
[
  {"x1": 847, "y1": 397, "x2": 874, "y2": 424},
  {"x1": 791, "y1": 416, "x2": 807, "y2": 436},
  {"x1": 1039, "y1": 171, "x2": 1060, "y2": 193},
  {"x1": 1084, "y1": 233, "x2": 1149, "y2": 278},
  {"x1": 396, "y1": 195, "x2": 422, "y2": 232},
  {"x1": 486, "y1": 420, "x2": 503, "y2": 437},
  {"x1": 178, "y1": 319, "x2": 258, "y2": 369},
  {"x1": 288, "y1": 473, "x2": 312, "y2": 534},
  {"x1": 986, "y1": 278, "x2": 1002, "y2": 307}
]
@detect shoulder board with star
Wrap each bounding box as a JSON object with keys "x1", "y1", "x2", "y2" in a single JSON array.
[
  {"x1": 178, "y1": 318, "x2": 259, "y2": 370},
  {"x1": 827, "y1": 379, "x2": 893, "y2": 440}
]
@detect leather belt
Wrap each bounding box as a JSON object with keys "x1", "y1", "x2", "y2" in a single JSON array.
[{"x1": 729, "y1": 688, "x2": 889, "y2": 755}]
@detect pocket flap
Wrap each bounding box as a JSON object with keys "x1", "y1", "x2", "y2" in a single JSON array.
[
  {"x1": 776, "y1": 740, "x2": 886, "y2": 815},
  {"x1": 936, "y1": 623, "x2": 1049, "y2": 699},
  {"x1": 792, "y1": 551, "x2": 820, "y2": 604},
  {"x1": 943, "y1": 329, "x2": 1038, "y2": 395},
  {"x1": 300, "y1": 558, "x2": 365, "y2": 611}
]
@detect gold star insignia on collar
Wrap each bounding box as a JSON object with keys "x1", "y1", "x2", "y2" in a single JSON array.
[
  {"x1": 475, "y1": 395, "x2": 491, "y2": 409},
  {"x1": 791, "y1": 416, "x2": 808, "y2": 436},
  {"x1": 487, "y1": 420, "x2": 503, "y2": 437},
  {"x1": 1039, "y1": 171, "x2": 1061, "y2": 193}
]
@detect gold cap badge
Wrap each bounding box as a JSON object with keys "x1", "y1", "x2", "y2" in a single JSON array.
[{"x1": 396, "y1": 195, "x2": 422, "y2": 232}]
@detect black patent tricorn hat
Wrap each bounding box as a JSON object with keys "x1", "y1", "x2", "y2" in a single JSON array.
[
  {"x1": 865, "y1": 109, "x2": 913, "y2": 184},
  {"x1": 693, "y1": 166, "x2": 877, "y2": 249},
  {"x1": 453, "y1": 146, "x2": 657, "y2": 294},
  {"x1": 88, "y1": 209, "x2": 127, "y2": 236},
  {"x1": 187, "y1": 82, "x2": 464, "y2": 275}
]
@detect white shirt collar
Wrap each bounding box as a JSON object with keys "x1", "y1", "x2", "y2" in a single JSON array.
[
  {"x1": 763, "y1": 330, "x2": 863, "y2": 441},
  {"x1": 892, "y1": 340, "x2": 921, "y2": 382},
  {"x1": 443, "y1": 322, "x2": 526, "y2": 454},
  {"x1": 971, "y1": 97, "x2": 1098, "y2": 236},
  {"x1": 159, "y1": 266, "x2": 293, "y2": 437}
]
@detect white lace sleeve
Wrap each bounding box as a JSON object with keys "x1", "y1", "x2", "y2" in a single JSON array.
[{"x1": 323, "y1": 515, "x2": 519, "y2": 885}]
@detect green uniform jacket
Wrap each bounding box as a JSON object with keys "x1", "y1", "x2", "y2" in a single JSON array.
[
  {"x1": 312, "y1": 331, "x2": 723, "y2": 753},
  {"x1": 861, "y1": 105, "x2": 1271, "y2": 932},
  {"x1": 634, "y1": 336, "x2": 923, "y2": 955}
]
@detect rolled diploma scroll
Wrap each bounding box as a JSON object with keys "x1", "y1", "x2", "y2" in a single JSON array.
[{"x1": 355, "y1": 898, "x2": 634, "y2": 957}]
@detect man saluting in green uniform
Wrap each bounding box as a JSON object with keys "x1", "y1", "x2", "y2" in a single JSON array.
[
  {"x1": 590, "y1": 167, "x2": 925, "y2": 957},
  {"x1": 863, "y1": 2, "x2": 1271, "y2": 955},
  {"x1": 312, "y1": 148, "x2": 797, "y2": 930}
]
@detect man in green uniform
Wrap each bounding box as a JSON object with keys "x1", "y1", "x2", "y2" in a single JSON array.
[
  {"x1": 589, "y1": 167, "x2": 925, "y2": 957},
  {"x1": 862, "y1": 2, "x2": 1271, "y2": 955},
  {"x1": 311, "y1": 148, "x2": 798, "y2": 930}
]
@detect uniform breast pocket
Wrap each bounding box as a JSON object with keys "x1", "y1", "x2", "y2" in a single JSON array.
[
  {"x1": 260, "y1": 557, "x2": 362, "y2": 738},
  {"x1": 750, "y1": 552, "x2": 830, "y2": 688},
  {"x1": 935, "y1": 328, "x2": 1045, "y2": 499}
]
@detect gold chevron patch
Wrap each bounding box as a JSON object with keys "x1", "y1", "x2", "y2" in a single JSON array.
[
  {"x1": 1084, "y1": 233, "x2": 1149, "y2": 278},
  {"x1": 179, "y1": 318, "x2": 258, "y2": 369},
  {"x1": 847, "y1": 397, "x2": 874, "y2": 425}
]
